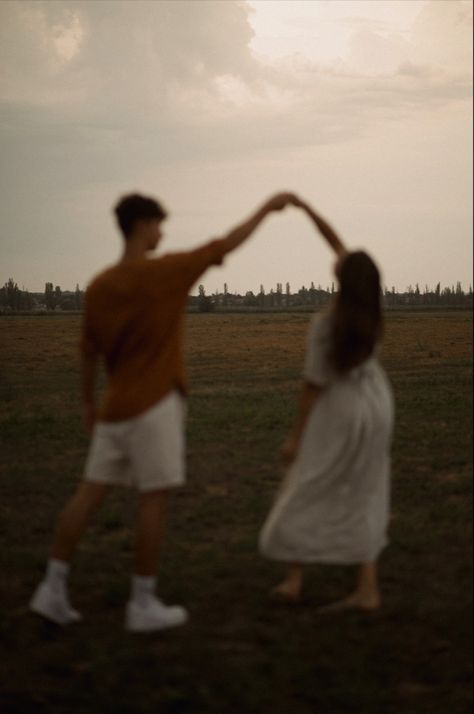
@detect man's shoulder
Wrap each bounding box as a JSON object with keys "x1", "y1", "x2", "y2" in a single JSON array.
[
  {"x1": 147, "y1": 249, "x2": 208, "y2": 272},
  {"x1": 85, "y1": 246, "x2": 215, "y2": 294},
  {"x1": 86, "y1": 264, "x2": 120, "y2": 294},
  {"x1": 86, "y1": 254, "x2": 183, "y2": 296}
]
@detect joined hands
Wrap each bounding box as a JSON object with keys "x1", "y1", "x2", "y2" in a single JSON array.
[{"x1": 264, "y1": 192, "x2": 347, "y2": 256}]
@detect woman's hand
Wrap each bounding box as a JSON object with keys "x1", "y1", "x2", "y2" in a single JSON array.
[
  {"x1": 280, "y1": 433, "x2": 300, "y2": 466},
  {"x1": 291, "y1": 196, "x2": 311, "y2": 211},
  {"x1": 83, "y1": 401, "x2": 97, "y2": 434}
]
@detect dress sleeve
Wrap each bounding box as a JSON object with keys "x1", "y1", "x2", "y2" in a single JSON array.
[{"x1": 302, "y1": 314, "x2": 334, "y2": 387}]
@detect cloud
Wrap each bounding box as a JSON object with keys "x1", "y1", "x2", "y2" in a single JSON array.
[
  {"x1": 0, "y1": 1, "x2": 264, "y2": 194},
  {"x1": 0, "y1": 1, "x2": 257, "y2": 112},
  {"x1": 0, "y1": 0, "x2": 471, "y2": 177},
  {"x1": 0, "y1": 0, "x2": 471, "y2": 229},
  {"x1": 0, "y1": 0, "x2": 471, "y2": 293},
  {"x1": 411, "y1": 0, "x2": 473, "y2": 70}
]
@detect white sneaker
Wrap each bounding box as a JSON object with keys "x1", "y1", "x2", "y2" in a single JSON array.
[
  {"x1": 30, "y1": 581, "x2": 82, "y2": 626},
  {"x1": 125, "y1": 596, "x2": 188, "y2": 633}
]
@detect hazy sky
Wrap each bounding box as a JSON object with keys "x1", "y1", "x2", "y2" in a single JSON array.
[{"x1": 0, "y1": 0, "x2": 472, "y2": 294}]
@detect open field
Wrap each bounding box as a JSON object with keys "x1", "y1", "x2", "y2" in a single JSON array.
[{"x1": 0, "y1": 311, "x2": 472, "y2": 714}]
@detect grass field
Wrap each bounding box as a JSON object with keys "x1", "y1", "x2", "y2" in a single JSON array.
[{"x1": 0, "y1": 311, "x2": 472, "y2": 714}]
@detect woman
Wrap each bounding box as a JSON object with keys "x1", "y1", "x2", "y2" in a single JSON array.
[{"x1": 259, "y1": 201, "x2": 394, "y2": 611}]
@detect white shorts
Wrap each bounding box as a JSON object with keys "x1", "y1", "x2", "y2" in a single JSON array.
[{"x1": 84, "y1": 391, "x2": 186, "y2": 492}]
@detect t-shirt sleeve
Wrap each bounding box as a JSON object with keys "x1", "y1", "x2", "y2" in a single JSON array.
[
  {"x1": 178, "y1": 239, "x2": 228, "y2": 289},
  {"x1": 302, "y1": 315, "x2": 334, "y2": 387}
]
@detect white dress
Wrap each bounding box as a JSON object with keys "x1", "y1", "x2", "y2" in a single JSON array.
[{"x1": 259, "y1": 312, "x2": 394, "y2": 564}]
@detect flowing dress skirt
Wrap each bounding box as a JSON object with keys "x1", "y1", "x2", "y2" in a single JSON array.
[{"x1": 260, "y1": 360, "x2": 394, "y2": 564}]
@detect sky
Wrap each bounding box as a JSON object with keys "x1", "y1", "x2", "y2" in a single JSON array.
[{"x1": 0, "y1": 0, "x2": 472, "y2": 295}]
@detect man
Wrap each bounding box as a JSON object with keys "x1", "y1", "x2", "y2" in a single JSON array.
[{"x1": 30, "y1": 190, "x2": 297, "y2": 632}]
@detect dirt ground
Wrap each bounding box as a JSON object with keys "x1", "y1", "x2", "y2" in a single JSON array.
[{"x1": 0, "y1": 311, "x2": 472, "y2": 713}]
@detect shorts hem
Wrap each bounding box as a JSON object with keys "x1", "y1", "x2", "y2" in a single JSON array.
[
  {"x1": 138, "y1": 480, "x2": 186, "y2": 493},
  {"x1": 83, "y1": 475, "x2": 186, "y2": 492}
]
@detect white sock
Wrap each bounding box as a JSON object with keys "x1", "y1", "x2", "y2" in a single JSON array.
[
  {"x1": 45, "y1": 558, "x2": 70, "y2": 595},
  {"x1": 131, "y1": 575, "x2": 156, "y2": 606}
]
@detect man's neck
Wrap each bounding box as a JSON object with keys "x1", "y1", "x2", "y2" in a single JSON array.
[{"x1": 120, "y1": 238, "x2": 150, "y2": 263}]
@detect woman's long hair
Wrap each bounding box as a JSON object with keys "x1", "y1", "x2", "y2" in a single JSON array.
[{"x1": 330, "y1": 251, "x2": 383, "y2": 373}]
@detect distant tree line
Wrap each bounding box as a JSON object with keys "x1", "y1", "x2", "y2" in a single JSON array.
[
  {"x1": 0, "y1": 281, "x2": 83, "y2": 313},
  {"x1": 0, "y1": 278, "x2": 472, "y2": 313},
  {"x1": 43, "y1": 282, "x2": 83, "y2": 311},
  {"x1": 382, "y1": 282, "x2": 471, "y2": 308},
  {"x1": 191, "y1": 281, "x2": 474, "y2": 312},
  {"x1": 0, "y1": 278, "x2": 33, "y2": 311}
]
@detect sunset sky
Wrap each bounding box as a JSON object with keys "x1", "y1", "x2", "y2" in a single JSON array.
[{"x1": 0, "y1": 0, "x2": 472, "y2": 294}]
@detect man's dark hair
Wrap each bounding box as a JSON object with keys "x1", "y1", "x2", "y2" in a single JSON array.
[{"x1": 114, "y1": 193, "x2": 167, "y2": 238}]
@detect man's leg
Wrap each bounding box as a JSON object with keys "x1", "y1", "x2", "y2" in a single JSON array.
[
  {"x1": 30, "y1": 482, "x2": 109, "y2": 624},
  {"x1": 51, "y1": 482, "x2": 111, "y2": 562},
  {"x1": 126, "y1": 489, "x2": 188, "y2": 632},
  {"x1": 134, "y1": 490, "x2": 168, "y2": 576}
]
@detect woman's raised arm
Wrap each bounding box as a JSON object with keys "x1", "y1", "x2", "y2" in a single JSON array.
[{"x1": 295, "y1": 199, "x2": 347, "y2": 256}]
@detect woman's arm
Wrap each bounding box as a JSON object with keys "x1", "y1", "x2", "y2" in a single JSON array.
[
  {"x1": 295, "y1": 199, "x2": 347, "y2": 256},
  {"x1": 281, "y1": 381, "x2": 323, "y2": 465}
]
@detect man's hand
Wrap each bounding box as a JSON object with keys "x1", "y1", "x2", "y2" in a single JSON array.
[
  {"x1": 80, "y1": 348, "x2": 99, "y2": 432},
  {"x1": 83, "y1": 401, "x2": 97, "y2": 435}
]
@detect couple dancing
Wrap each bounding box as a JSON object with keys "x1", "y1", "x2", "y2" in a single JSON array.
[{"x1": 30, "y1": 191, "x2": 394, "y2": 632}]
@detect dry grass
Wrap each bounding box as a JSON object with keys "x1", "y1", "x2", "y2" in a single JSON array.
[{"x1": 0, "y1": 310, "x2": 472, "y2": 714}]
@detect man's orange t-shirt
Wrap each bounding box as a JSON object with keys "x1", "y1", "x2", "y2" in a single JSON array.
[{"x1": 80, "y1": 239, "x2": 227, "y2": 422}]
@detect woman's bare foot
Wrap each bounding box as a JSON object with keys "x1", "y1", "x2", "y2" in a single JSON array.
[
  {"x1": 317, "y1": 590, "x2": 381, "y2": 615},
  {"x1": 318, "y1": 561, "x2": 382, "y2": 614},
  {"x1": 270, "y1": 580, "x2": 302, "y2": 603},
  {"x1": 270, "y1": 564, "x2": 303, "y2": 603}
]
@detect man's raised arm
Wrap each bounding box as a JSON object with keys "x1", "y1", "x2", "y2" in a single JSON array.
[
  {"x1": 180, "y1": 192, "x2": 299, "y2": 289},
  {"x1": 218, "y1": 192, "x2": 298, "y2": 256}
]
